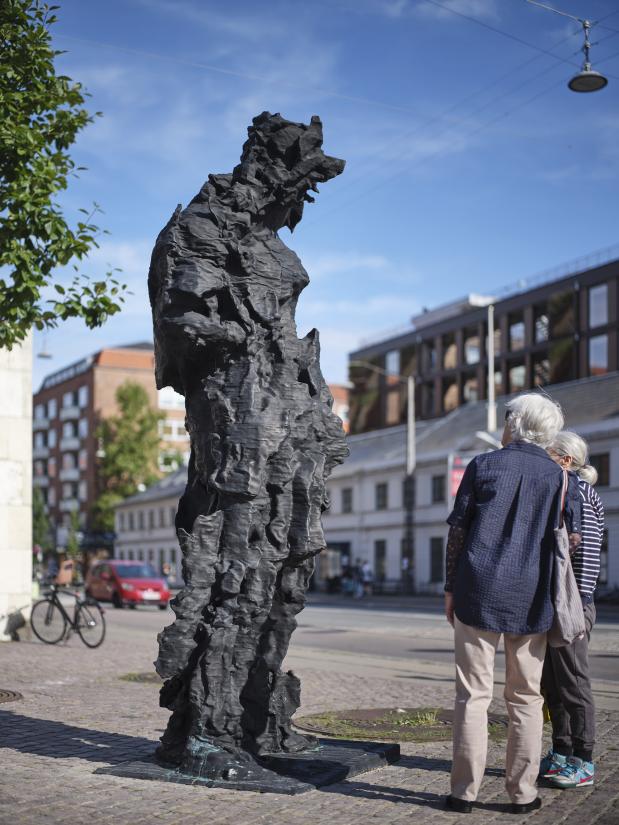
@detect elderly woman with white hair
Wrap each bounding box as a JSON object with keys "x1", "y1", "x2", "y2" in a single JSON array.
[
  {"x1": 443, "y1": 393, "x2": 581, "y2": 815},
  {"x1": 539, "y1": 431, "x2": 603, "y2": 790}
]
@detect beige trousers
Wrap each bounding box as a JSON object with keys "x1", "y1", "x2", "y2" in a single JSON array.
[{"x1": 451, "y1": 616, "x2": 547, "y2": 804}]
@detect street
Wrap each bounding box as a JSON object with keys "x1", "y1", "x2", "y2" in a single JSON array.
[{"x1": 1, "y1": 597, "x2": 618, "y2": 825}]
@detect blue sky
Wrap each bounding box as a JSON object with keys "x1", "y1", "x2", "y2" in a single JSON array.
[{"x1": 33, "y1": 0, "x2": 619, "y2": 388}]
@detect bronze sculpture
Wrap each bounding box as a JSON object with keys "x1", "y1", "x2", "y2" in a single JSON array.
[{"x1": 148, "y1": 112, "x2": 348, "y2": 780}]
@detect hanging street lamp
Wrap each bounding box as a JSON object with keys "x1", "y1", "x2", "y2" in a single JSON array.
[{"x1": 527, "y1": 0, "x2": 608, "y2": 93}]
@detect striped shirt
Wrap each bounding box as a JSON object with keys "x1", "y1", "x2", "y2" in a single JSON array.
[{"x1": 573, "y1": 479, "x2": 604, "y2": 602}]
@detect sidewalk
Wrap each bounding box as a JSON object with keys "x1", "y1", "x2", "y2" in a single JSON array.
[{"x1": 0, "y1": 613, "x2": 617, "y2": 825}]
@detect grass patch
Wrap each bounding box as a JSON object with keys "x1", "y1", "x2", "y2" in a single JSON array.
[{"x1": 119, "y1": 672, "x2": 162, "y2": 684}]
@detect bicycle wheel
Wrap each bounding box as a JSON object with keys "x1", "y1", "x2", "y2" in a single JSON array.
[
  {"x1": 75, "y1": 600, "x2": 106, "y2": 648},
  {"x1": 30, "y1": 599, "x2": 67, "y2": 644}
]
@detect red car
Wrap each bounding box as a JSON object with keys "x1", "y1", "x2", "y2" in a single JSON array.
[{"x1": 86, "y1": 560, "x2": 170, "y2": 610}]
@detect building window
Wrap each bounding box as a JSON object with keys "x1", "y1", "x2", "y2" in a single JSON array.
[
  {"x1": 48, "y1": 428, "x2": 57, "y2": 448},
  {"x1": 170, "y1": 548, "x2": 177, "y2": 564},
  {"x1": 48, "y1": 487, "x2": 56, "y2": 506},
  {"x1": 159, "y1": 548, "x2": 166, "y2": 572},
  {"x1": 509, "y1": 313, "x2": 525, "y2": 351},
  {"x1": 161, "y1": 418, "x2": 189, "y2": 441},
  {"x1": 423, "y1": 341, "x2": 437, "y2": 372},
  {"x1": 342, "y1": 488, "x2": 353, "y2": 513},
  {"x1": 129, "y1": 512, "x2": 135, "y2": 531},
  {"x1": 548, "y1": 290, "x2": 574, "y2": 336},
  {"x1": 148, "y1": 548, "x2": 154, "y2": 562},
  {"x1": 62, "y1": 421, "x2": 74, "y2": 439},
  {"x1": 138, "y1": 511, "x2": 144, "y2": 530},
  {"x1": 34, "y1": 404, "x2": 45, "y2": 420},
  {"x1": 534, "y1": 305, "x2": 549, "y2": 343},
  {"x1": 128, "y1": 549, "x2": 134, "y2": 560},
  {"x1": 430, "y1": 537, "x2": 444, "y2": 583},
  {"x1": 599, "y1": 529, "x2": 608, "y2": 585},
  {"x1": 590, "y1": 453, "x2": 609, "y2": 486},
  {"x1": 374, "y1": 539, "x2": 387, "y2": 582},
  {"x1": 47, "y1": 398, "x2": 57, "y2": 418},
  {"x1": 78, "y1": 418, "x2": 89, "y2": 438},
  {"x1": 508, "y1": 363, "x2": 526, "y2": 393},
  {"x1": 138, "y1": 549, "x2": 144, "y2": 561},
  {"x1": 78, "y1": 449, "x2": 87, "y2": 469},
  {"x1": 464, "y1": 328, "x2": 480, "y2": 365},
  {"x1": 78, "y1": 481, "x2": 87, "y2": 501},
  {"x1": 375, "y1": 482, "x2": 388, "y2": 510},
  {"x1": 548, "y1": 338, "x2": 574, "y2": 384},
  {"x1": 491, "y1": 325, "x2": 502, "y2": 356},
  {"x1": 463, "y1": 374, "x2": 478, "y2": 403},
  {"x1": 78, "y1": 385, "x2": 89, "y2": 407},
  {"x1": 431, "y1": 475, "x2": 446, "y2": 503},
  {"x1": 589, "y1": 283, "x2": 608, "y2": 328},
  {"x1": 34, "y1": 460, "x2": 44, "y2": 477},
  {"x1": 34, "y1": 431, "x2": 45, "y2": 449},
  {"x1": 402, "y1": 476, "x2": 415, "y2": 509},
  {"x1": 442, "y1": 334, "x2": 457, "y2": 370},
  {"x1": 533, "y1": 356, "x2": 550, "y2": 387},
  {"x1": 385, "y1": 349, "x2": 400, "y2": 377},
  {"x1": 170, "y1": 506, "x2": 176, "y2": 526},
  {"x1": 589, "y1": 335, "x2": 608, "y2": 376},
  {"x1": 62, "y1": 452, "x2": 76, "y2": 470},
  {"x1": 148, "y1": 510, "x2": 155, "y2": 529},
  {"x1": 48, "y1": 457, "x2": 56, "y2": 477},
  {"x1": 62, "y1": 391, "x2": 74, "y2": 408},
  {"x1": 159, "y1": 508, "x2": 165, "y2": 527},
  {"x1": 442, "y1": 379, "x2": 458, "y2": 413},
  {"x1": 119, "y1": 512, "x2": 125, "y2": 531},
  {"x1": 494, "y1": 370, "x2": 503, "y2": 397}
]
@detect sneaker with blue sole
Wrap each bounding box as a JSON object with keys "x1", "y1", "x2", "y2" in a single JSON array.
[
  {"x1": 547, "y1": 756, "x2": 594, "y2": 788},
  {"x1": 539, "y1": 750, "x2": 567, "y2": 779}
]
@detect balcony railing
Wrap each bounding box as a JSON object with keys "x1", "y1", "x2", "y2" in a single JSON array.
[
  {"x1": 33, "y1": 417, "x2": 49, "y2": 431},
  {"x1": 33, "y1": 445, "x2": 49, "y2": 459},
  {"x1": 60, "y1": 436, "x2": 80, "y2": 451},
  {"x1": 59, "y1": 468, "x2": 80, "y2": 482},
  {"x1": 60, "y1": 405, "x2": 81, "y2": 421},
  {"x1": 59, "y1": 498, "x2": 79, "y2": 512},
  {"x1": 33, "y1": 476, "x2": 49, "y2": 487}
]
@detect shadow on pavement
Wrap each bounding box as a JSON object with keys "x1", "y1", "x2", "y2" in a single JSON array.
[{"x1": 0, "y1": 709, "x2": 155, "y2": 765}]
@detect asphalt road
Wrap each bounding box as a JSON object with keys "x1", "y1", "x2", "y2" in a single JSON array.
[{"x1": 98, "y1": 594, "x2": 619, "y2": 695}]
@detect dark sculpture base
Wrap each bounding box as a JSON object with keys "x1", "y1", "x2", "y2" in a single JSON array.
[{"x1": 94, "y1": 739, "x2": 400, "y2": 794}]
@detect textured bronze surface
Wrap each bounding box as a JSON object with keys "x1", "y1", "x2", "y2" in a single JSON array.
[{"x1": 148, "y1": 112, "x2": 347, "y2": 780}]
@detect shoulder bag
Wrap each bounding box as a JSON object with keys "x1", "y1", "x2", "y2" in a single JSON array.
[{"x1": 548, "y1": 470, "x2": 586, "y2": 648}]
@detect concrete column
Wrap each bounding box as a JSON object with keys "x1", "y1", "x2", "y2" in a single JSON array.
[{"x1": 0, "y1": 335, "x2": 33, "y2": 640}]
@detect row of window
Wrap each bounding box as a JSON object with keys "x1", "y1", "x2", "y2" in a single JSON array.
[
  {"x1": 371, "y1": 531, "x2": 609, "y2": 586},
  {"x1": 333, "y1": 475, "x2": 446, "y2": 515},
  {"x1": 34, "y1": 386, "x2": 89, "y2": 420},
  {"x1": 38, "y1": 481, "x2": 87, "y2": 507},
  {"x1": 118, "y1": 506, "x2": 177, "y2": 532},
  {"x1": 331, "y1": 455, "x2": 610, "y2": 516},
  {"x1": 116, "y1": 546, "x2": 179, "y2": 577},
  {"x1": 34, "y1": 450, "x2": 88, "y2": 479},
  {"x1": 34, "y1": 419, "x2": 89, "y2": 449}
]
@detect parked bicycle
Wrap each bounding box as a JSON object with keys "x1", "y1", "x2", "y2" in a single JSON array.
[{"x1": 30, "y1": 583, "x2": 106, "y2": 648}]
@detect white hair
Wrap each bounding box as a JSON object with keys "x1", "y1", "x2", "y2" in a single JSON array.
[
  {"x1": 505, "y1": 393, "x2": 564, "y2": 448},
  {"x1": 550, "y1": 431, "x2": 598, "y2": 485}
]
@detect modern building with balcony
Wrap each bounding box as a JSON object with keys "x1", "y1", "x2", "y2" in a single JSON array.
[
  {"x1": 348, "y1": 250, "x2": 619, "y2": 433},
  {"x1": 33, "y1": 342, "x2": 190, "y2": 550}
]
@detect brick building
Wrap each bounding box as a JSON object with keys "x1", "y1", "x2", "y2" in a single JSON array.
[
  {"x1": 33, "y1": 342, "x2": 189, "y2": 549},
  {"x1": 349, "y1": 251, "x2": 619, "y2": 434}
]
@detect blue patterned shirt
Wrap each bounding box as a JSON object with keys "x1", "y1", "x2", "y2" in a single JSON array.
[{"x1": 447, "y1": 441, "x2": 581, "y2": 634}]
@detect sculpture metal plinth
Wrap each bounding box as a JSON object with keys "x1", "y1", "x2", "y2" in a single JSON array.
[{"x1": 147, "y1": 112, "x2": 350, "y2": 782}]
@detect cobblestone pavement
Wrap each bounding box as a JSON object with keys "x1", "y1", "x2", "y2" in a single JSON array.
[{"x1": 0, "y1": 607, "x2": 617, "y2": 825}]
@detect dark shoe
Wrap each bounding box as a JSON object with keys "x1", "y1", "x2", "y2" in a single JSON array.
[
  {"x1": 445, "y1": 795, "x2": 473, "y2": 813},
  {"x1": 509, "y1": 798, "x2": 542, "y2": 814}
]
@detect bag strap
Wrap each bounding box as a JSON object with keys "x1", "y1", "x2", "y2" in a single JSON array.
[{"x1": 558, "y1": 469, "x2": 568, "y2": 528}]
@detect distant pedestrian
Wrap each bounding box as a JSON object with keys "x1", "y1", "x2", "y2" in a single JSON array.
[
  {"x1": 444, "y1": 393, "x2": 580, "y2": 815},
  {"x1": 361, "y1": 560, "x2": 373, "y2": 597},
  {"x1": 353, "y1": 558, "x2": 364, "y2": 599},
  {"x1": 540, "y1": 432, "x2": 603, "y2": 790}
]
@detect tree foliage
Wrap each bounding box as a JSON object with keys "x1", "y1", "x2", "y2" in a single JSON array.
[
  {"x1": 92, "y1": 382, "x2": 164, "y2": 532},
  {"x1": 0, "y1": 0, "x2": 127, "y2": 349},
  {"x1": 65, "y1": 508, "x2": 80, "y2": 559},
  {"x1": 32, "y1": 485, "x2": 53, "y2": 549}
]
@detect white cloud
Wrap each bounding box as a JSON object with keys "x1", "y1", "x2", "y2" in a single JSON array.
[{"x1": 301, "y1": 252, "x2": 390, "y2": 280}]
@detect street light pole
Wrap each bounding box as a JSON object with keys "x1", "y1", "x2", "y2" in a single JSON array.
[
  {"x1": 350, "y1": 360, "x2": 416, "y2": 593},
  {"x1": 487, "y1": 304, "x2": 497, "y2": 434}
]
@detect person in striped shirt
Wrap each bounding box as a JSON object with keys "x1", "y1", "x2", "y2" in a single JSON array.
[{"x1": 540, "y1": 431, "x2": 604, "y2": 790}]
